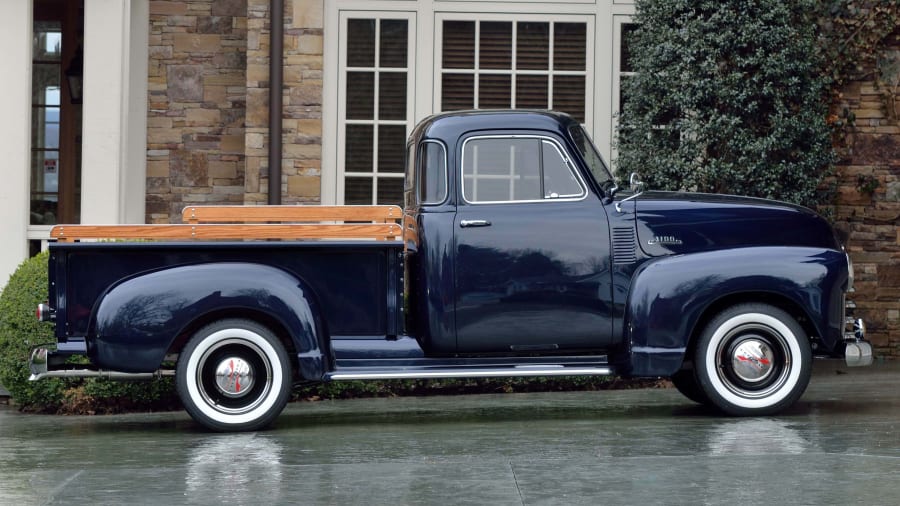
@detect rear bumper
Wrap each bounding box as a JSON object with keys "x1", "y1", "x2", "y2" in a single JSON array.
[{"x1": 29, "y1": 344, "x2": 173, "y2": 381}]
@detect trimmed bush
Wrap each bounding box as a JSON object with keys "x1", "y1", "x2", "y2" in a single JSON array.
[
  {"x1": 0, "y1": 252, "x2": 178, "y2": 413},
  {"x1": 616, "y1": 0, "x2": 835, "y2": 209},
  {"x1": 0, "y1": 252, "x2": 66, "y2": 411}
]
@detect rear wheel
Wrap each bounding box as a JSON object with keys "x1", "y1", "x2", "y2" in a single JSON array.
[
  {"x1": 176, "y1": 319, "x2": 292, "y2": 431},
  {"x1": 694, "y1": 303, "x2": 811, "y2": 416}
]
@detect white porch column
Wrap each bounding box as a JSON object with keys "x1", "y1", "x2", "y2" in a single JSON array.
[
  {"x1": 0, "y1": 2, "x2": 33, "y2": 287},
  {"x1": 81, "y1": 0, "x2": 149, "y2": 224}
]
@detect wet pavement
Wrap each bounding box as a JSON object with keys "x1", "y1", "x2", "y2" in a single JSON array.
[{"x1": 1, "y1": 360, "x2": 899, "y2": 505}]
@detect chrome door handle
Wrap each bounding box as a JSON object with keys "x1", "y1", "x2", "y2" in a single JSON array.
[{"x1": 460, "y1": 219, "x2": 492, "y2": 228}]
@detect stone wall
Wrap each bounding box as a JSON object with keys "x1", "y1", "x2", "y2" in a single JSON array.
[
  {"x1": 244, "y1": 0, "x2": 324, "y2": 204},
  {"x1": 148, "y1": 0, "x2": 323, "y2": 213},
  {"x1": 147, "y1": 0, "x2": 248, "y2": 222},
  {"x1": 832, "y1": 31, "x2": 900, "y2": 357}
]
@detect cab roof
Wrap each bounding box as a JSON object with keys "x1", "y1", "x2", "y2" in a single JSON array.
[{"x1": 409, "y1": 109, "x2": 581, "y2": 145}]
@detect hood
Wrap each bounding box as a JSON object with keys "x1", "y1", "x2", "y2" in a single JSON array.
[{"x1": 632, "y1": 191, "x2": 841, "y2": 257}]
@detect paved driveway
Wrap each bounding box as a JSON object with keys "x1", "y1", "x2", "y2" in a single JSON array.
[{"x1": 1, "y1": 360, "x2": 899, "y2": 505}]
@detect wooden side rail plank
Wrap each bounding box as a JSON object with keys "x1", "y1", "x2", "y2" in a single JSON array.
[
  {"x1": 51, "y1": 224, "x2": 402, "y2": 242},
  {"x1": 182, "y1": 205, "x2": 402, "y2": 224}
]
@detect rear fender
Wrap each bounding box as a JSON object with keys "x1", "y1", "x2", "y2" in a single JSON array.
[
  {"x1": 90, "y1": 262, "x2": 328, "y2": 378},
  {"x1": 623, "y1": 247, "x2": 847, "y2": 377}
]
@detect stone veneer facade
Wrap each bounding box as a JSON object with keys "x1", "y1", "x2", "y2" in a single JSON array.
[
  {"x1": 147, "y1": 0, "x2": 323, "y2": 222},
  {"x1": 832, "y1": 28, "x2": 900, "y2": 358},
  {"x1": 147, "y1": 2, "x2": 899, "y2": 356}
]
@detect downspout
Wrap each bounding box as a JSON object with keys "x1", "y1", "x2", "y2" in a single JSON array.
[{"x1": 268, "y1": 0, "x2": 284, "y2": 204}]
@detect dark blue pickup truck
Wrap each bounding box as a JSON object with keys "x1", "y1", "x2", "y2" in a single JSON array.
[{"x1": 30, "y1": 110, "x2": 871, "y2": 431}]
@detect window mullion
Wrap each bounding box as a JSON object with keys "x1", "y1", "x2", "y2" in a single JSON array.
[
  {"x1": 372, "y1": 17, "x2": 381, "y2": 204},
  {"x1": 511, "y1": 21, "x2": 518, "y2": 108},
  {"x1": 474, "y1": 21, "x2": 481, "y2": 109},
  {"x1": 548, "y1": 22, "x2": 555, "y2": 110}
]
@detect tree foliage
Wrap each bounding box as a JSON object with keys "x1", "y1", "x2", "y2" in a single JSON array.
[{"x1": 616, "y1": 0, "x2": 835, "y2": 209}]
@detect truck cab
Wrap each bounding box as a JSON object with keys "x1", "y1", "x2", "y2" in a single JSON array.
[{"x1": 405, "y1": 111, "x2": 618, "y2": 356}]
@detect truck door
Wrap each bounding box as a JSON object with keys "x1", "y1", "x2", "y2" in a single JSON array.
[{"x1": 453, "y1": 134, "x2": 613, "y2": 353}]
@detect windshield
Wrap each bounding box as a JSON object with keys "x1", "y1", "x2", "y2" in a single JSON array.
[{"x1": 568, "y1": 125, "x2": 614, "y2": 189}]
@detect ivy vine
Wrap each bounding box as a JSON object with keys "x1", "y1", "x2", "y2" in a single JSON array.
[{"x1": 817, "y1": 0, "x2": 900, "y2": 123}]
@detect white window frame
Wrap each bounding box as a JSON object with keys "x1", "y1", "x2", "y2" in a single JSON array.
[
  {"x1": 334, "y1": 11, "x2": 417, "y2": 205},
  {"x1": 434, "y1": 13, "x2": 594, "y2": 132},
  {"x1": 610, "y1": 14, "x2": 635, "y2": 168}
]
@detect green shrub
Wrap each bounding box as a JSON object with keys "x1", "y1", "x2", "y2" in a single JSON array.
[
  {"x1": 616, "y1": 0, "x2": 835, "y2": 209},
  {"x1": 0, "y1": 252, "x2": 178, "y2": 413},
  {"x1": 0, "y1": 252, "x2": 66, "y2": 411}
]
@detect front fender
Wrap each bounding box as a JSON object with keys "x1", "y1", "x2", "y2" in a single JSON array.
[
  {"x1": 624, "y1": 247, "x2": 847, "y2": 377},
  {"x1": 90, "y1": 262, "x2": 327, "y2": 378}
]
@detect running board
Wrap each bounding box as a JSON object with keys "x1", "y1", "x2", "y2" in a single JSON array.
[{"x1": 326, "y1": 365, "x2": 614, "y2": 381}]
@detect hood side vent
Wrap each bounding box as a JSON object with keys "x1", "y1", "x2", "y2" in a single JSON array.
[{"x1": 613, "y1": 227, "x2": 637, "y2": 265}]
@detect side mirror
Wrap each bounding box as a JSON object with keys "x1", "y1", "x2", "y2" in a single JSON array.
[
  {"x1": 616, "y1": 172, "x2": 646, "y2": 213},
  {"x1": 629, "y1": 172, "x2": 644, "y2": 193}
]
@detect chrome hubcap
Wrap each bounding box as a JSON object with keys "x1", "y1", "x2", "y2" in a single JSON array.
[
  {"x1": 731, "y1": 340, "x2": 775, "y2": 383},
  {"x1": 214, "y1": 357, "x2": 254, "y2": 398}
]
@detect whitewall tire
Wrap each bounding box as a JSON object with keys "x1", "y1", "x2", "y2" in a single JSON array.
[
  {"x1": 694, "y1": 304, "x2": 811, "y2": 416},
  {"x1": 177, "y1": 319, "x2": 292, "y2": 431}
]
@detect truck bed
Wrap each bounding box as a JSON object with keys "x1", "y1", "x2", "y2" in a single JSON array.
[
  {"x1": 47, "y1": 204, "x2": 407, "y2": 347},
  {"x1": 51, "y1": 241, "x2": 404, "y2": 342}
]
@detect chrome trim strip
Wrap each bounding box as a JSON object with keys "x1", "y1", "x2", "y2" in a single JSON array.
[{"x1": 327, "y1": 366, "x2": 613, "y2": 381}]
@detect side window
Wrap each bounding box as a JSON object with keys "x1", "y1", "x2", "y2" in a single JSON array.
[
  {"x1": 462, "y1": 137, "x2": 584, "y2": 203},
  {"x1": 418, "y1": 142, "x2": 448, "y2": 205}
]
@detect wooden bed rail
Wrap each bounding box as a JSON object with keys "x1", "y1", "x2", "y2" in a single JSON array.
[
  {"x1": 50, "y1": 205, "x2": 404, "y2": 243},
  {"x1": 182, "y1": 205, "x2": 402, "y2": 224}
]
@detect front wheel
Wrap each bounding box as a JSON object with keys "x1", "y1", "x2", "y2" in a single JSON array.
[
  {"x1": 177, "y1": 319, "x2": 292, "y2": 431},
  {"x1": 694, "y1": 304, "x2": 811, "y2": 416}
]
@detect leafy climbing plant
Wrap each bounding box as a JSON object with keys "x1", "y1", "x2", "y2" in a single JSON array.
[{"x1": 616, "y1": 0, "x2": 836, "y2": 209}]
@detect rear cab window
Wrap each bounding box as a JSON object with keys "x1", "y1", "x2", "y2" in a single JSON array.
[{"x1": 405, "y1": 140, "x2": 448, "y2": 207}]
